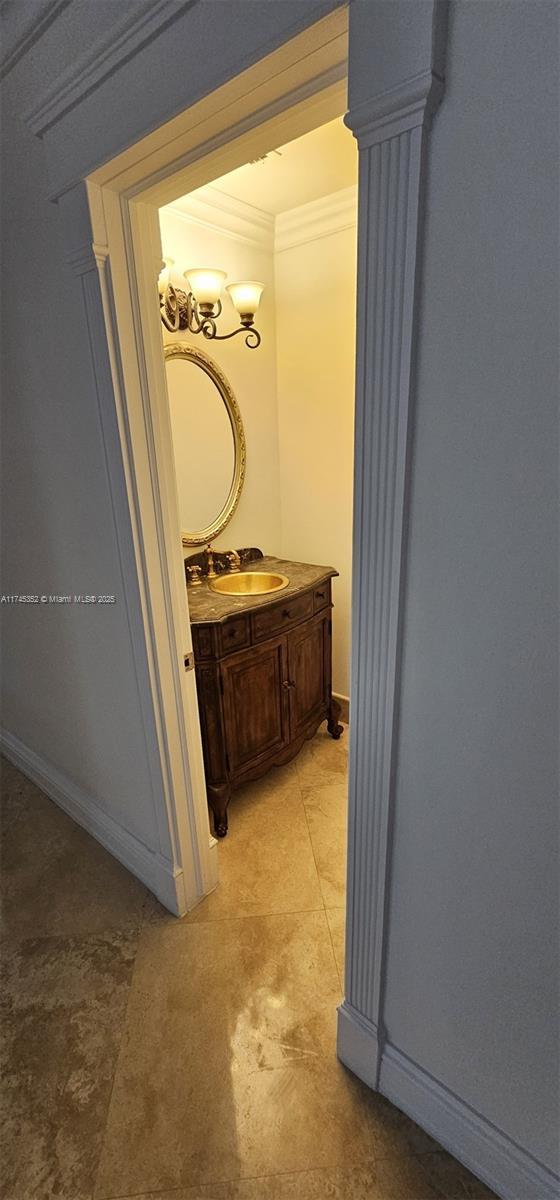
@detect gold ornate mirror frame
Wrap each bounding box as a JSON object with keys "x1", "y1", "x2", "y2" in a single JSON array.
[{"x1": 164, "y1": 342, "x2": 246, "y2": 547}]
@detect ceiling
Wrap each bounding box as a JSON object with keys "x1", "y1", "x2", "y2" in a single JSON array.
[{"x1": 173, "y1": 118, "x2": 357, "y2": 219}]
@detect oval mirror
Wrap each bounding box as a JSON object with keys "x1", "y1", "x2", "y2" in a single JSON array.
[{"x1": 164, "y1": 343, "x2": 246, "y2": 546}]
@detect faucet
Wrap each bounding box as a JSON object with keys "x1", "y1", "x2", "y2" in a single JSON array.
[
  {"x1": 186, "y1": 564, "x2": 202, "y2": 588},
  {"x1": 206, "y1": 544, "x2": 217, "y2": 579},
  {"x1": 226, "y1": 550, "x2": 241, "y2": 573}
]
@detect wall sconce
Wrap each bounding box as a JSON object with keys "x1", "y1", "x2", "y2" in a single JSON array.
[{"x1": 159, "y1": 259, "x2": 263, "y2": 349}]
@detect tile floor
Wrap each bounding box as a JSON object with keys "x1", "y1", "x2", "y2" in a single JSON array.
[{"x1": 1, "y1": 729, "x2": 497, "y2": 1200}]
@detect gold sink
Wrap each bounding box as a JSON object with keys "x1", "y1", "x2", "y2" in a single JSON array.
[{"x1": 210, "y1": 571, "x2": 289, "y2": 596}]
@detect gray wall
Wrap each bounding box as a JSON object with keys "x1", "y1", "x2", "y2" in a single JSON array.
[
  {"x1": 0, "y1": 67, "x2": 167, "y2": 849},
  {"x1": 0, "y1": 0, "x2": 338, "y2": 859},
  {"x1": 1, "y1": 0, "x2": 557, "y2": 1179},
  {"x1": 384, "y1": 0, "x2": 559, "y2": 1174}
]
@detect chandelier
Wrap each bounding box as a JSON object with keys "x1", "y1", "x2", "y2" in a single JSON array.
[{"x1": 159, "y1": 260, "x2": 264, "y2": 349}]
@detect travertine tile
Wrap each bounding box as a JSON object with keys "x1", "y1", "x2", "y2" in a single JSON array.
[
  {"x1": 183, "y1": 771, "x2": 322, "y2": 923},
  {"x1": 137, "y1": 909, "x2": 341, "y2": 1071},
  {"x1": 96, "y1": 1057, "x2": 381, "y2": 1198},
  {"x1": 1, "y1": 930, "x2": 137, "y2": 1200},
  {"x1": 2, "y1": 738, "x2": 497, "y2": 1200},
  {"x1": 301, "y1": 780, "x2": 347, "y2": 908},
  {"x1": 107, "y1": 1155, "x2": 438, "y2": 1199},
  {"x1": 295, "y1": 725, "x2": 348, "y2": 788},
  {"x1": 0, "y1": 767, "x2": 148, "y2": 942},
  {"x1": 325, "y1": 907, "x2": 345, "y2": 982},
  {"x1": 108, "y1": 1150, "x2": 496, "y2": 1200},
  {"x1": 94, "y1": 912, "x2": 377, "y2": 1197}
]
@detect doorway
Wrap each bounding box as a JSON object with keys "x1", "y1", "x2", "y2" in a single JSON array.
[
  {"x1": 86, "y1": 11, "x2": 351, "y2": 918},
  {"x1": 83, "y1": 0, "x2": 444, "y2": 1105},
  {"x1": 157, "y1": 115, "x2": 357, "y2": 922}
]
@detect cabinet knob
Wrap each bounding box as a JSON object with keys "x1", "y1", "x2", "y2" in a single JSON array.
[
  {"x1": 282, "y1": 679, "x2": 296, "y2": 689},
  {"x1": 282, "y1": 609, "x2": 291, "y2": 619}
]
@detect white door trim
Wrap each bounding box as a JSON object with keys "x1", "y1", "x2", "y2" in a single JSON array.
[{"x1": 56, "y1": 180, "x2": 217, "y2": 915}]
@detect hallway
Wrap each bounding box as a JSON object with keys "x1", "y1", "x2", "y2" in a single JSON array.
[{"x1": 1, "y1": 734, "x2": 496, "y2": 1199}]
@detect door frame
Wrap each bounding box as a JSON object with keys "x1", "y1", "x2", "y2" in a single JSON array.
[
  {"x1": 53, "y1": 0, "x2": 446, "y2": 1087},
  {"x1": 63, "y1": 8, "x2": 350, "y2": 918}
]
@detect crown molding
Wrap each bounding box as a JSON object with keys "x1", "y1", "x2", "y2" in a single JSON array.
[
  {"x1": 163, "y1": 184, "x2": 357, "y2": 258},
  {"x1": 275, "y1": 184, "x2": 357, "y2": 253},
  {"x1": 0, "y1": 0, "x2": 72, "y2": 81},
  {"x1": 23, "y1": 0, "x2": 196, "y2": 137},
  {"x1": 165, "y1": 188, "x2": 274, "y2": 252}
]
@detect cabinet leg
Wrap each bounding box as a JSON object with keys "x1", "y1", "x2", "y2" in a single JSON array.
[
  {"x1": 208, "y1": 783, "x2": 230, "y2": 838},
  {"x1": 327, "y1": 696, "x2": 344, "y2": 740}
]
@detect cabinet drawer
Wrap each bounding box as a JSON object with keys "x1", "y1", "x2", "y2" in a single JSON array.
[
  {"x1": 192, "y1": 624, "x2": 216, "y2": 661},
  {"x1": 218, "y1": 614, "x2": 250, "y2": 656},
  {"x1": 251, "y1": 589, "x2": 314, "y2": 643},
  {"x1": 313, "y1": 581, "x2": 331, "y2": 612}
]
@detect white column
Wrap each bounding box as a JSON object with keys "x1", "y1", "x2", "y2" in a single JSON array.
[{"x1": 338, "y1": 64, "x2": 444, "y2": 1086}]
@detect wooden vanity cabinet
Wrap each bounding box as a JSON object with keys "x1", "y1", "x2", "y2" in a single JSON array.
[{"x1": 191, "y1": 577, "x2": 342, "y2": 837}]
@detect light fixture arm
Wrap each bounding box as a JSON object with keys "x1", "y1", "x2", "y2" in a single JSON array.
[
  {"x1": 205, "y1": 323, "x2": 261, "y2": 349},
  {"x1": 159, "y1": 283, "x2": 261, "y2": 349}
]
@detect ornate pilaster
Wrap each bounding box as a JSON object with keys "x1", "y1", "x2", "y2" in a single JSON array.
[{"x1": 338, "y1": 24, "x2": 445, "y2": 1086}]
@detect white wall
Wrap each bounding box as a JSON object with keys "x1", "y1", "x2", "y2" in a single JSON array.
[
  {"x1": 275, "y1": 194, "x2": 356, "y2": 697},
  {"x1": 159, "y1": 206, "x2": 281, "y2": 555},
  {"x1": 383, "y1": 0, "x2": 559, "y2": 1177}
]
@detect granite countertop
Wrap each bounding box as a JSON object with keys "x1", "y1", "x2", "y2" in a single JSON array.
[{"x1": 187, "y1": 556, "x2": 338, "y2": 625}]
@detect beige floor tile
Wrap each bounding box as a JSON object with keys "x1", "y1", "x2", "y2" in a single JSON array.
[
  {"x1": 325, "y1": 907, "x2": 345, "y2": 982},
  {"x1": 94, "y1": 912, "x2": 377, "y2": 1197},
  {"x1": 96, "y1": 1057, "x2": 380, "y2": 1198},
  {"x1": 109, "y1": 1155, "x2": 440, "y2": 1199},
  {"x1": 104, "y1": 1152, "x2": 499, "y2": 1200},
  {"x1": 1, "y1": 929, "x2": 137, "y2": 1200},
  {"x1": 184, "y1": 773, "x2": 323, "y2": 923},
  {"x1": 124, "y1": 909, "x2": 341, "y2": 1072},
  {"x1": 2, "y1": 746, "x2": 499, "y2": 1200},
  {"x1": 295, "y1": 725, "x2": 348, "y2": 789},
  {"x1": 301, "y1": 780, "x2": 347, "y2": 908},
  {"x1": 1, "y1": 765, "x2": 148, "y2": 941}
]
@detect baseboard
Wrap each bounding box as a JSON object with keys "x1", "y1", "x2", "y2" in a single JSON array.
[
  {"x1": 379, "y1": 1043, "x2": 559, "y2": 1200},
  {"x1": 337, "y1": 1001, "x2": 380, "y2": 1090},
  {"x1": 0, "y1": 727, "x2": 185, "y2": 916},
  {"x1": 333, "y1": 692, "x2": 350, "y2": 723},
  {"x1": 337, "y1": 1002, "x2": 557, "y2": 1200}
]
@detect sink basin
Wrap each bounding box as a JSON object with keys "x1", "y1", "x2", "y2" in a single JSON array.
[{"x1": 210, "y1": 571, "x2": 290, "y2": 596}]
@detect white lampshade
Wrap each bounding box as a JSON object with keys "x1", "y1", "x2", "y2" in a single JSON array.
[
  {"x1": 226, "y1": 280, "x2": 264, "y2": 319},
  {"x1": 184, "y1": 268, "x2": 226, "y2": 307},
  {"x1": 158, "y1": 257, "x2": 174, "y2": 296}
]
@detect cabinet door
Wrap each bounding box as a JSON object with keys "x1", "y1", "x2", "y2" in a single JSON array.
[
  {"x1": 220, "y1": 635, "x2": 290, "y2": 775},
  {"x1": 288, "y1": 611, "x2": 330, "y2": 739}
]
